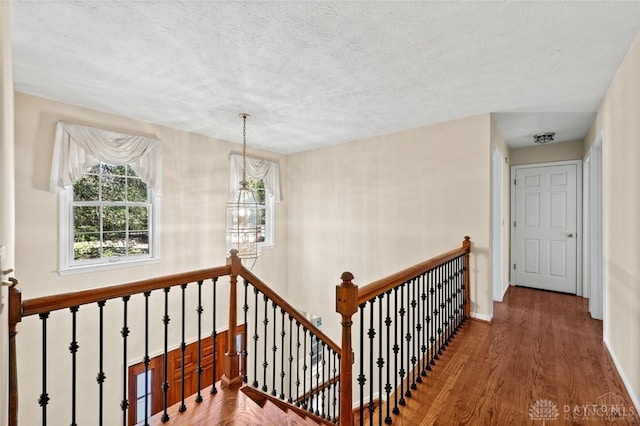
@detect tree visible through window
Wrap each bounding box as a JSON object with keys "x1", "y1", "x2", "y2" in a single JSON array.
[
  {"x1": 72, "y1": 163, "x2": 152, "y2": 263},
  {"x1": 247, "y1": 176, "x2": 268, "y2": 244}
]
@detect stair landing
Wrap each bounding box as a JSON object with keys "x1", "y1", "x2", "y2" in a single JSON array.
[{"x1": 145, "y1": 384, "x2": 323, "y2": 425}]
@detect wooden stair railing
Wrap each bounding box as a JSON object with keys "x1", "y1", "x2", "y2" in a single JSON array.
[
  {"x1": 9, "y1": 238, "x2": 471, "y2": 426},
  {"x1": 237, "y1": 260, "x2": 342, "y2": 421},
  {"x1": 335, "y1": 237, "x2": 471, "y2": 426},
  {"x1": 8, "y1": 250, "x2": 339, "y2": 426}
]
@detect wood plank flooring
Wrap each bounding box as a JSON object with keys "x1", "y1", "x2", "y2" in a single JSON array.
[
  {"x1": 364, "y1": 286, "x2": 638, "y2": 425},
  {"x1": 149, "y1": 286, "x2": 638, "y2": 425}
]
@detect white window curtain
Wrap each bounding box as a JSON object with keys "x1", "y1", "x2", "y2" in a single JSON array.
[
  {"x1": 50, "y1": 121, "x2": 162, "y2": 195},
  {"x1": 229, "y1": 154, "x2": 281, "y2": 201}
]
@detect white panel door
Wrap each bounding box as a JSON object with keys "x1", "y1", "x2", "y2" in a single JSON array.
[{"x1": 514, "y1": 164, "x2": 577, "y2": 293}]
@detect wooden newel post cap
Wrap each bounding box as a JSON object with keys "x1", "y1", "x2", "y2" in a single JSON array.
[
  {"x1": 463, "y1": 236, "x2": 471, "y2": 248},
  {"x1": 336, "y1": 272, "x2": 358, "y2": 317},
  {"x1": 340, "y1": 272, "x2": 354, "y2": 284}
]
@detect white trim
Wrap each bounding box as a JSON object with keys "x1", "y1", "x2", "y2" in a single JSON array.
[
  {"x1": 582, "y1": 152, "x2": 591, "y2": 299},
  {"x1": 586, "y1": 132, "x2": 604, "y2": 321},
  {"x1": 501, "y1": 283, "x2": 510, "y2": 301},
  {"x1": 604, "y1": 337, "x2": 640, "y2": 415},
  {"x1": 470, "y1": 312, "x2": 493, "y2": 322},
  {"x1": 58, "y1": 172, "x2": 161, "y2": 275},
  {"x1": 510, "y1": 160, "x2": 583, "y2": 294},
  {"x1": 491, "y1": 147, "x2": 504, "y2": 303}
]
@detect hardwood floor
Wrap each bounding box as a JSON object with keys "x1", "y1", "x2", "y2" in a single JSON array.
[
  {"x1": 365, "y1": 286, "x2": 638, "y2": 425},
  {"x1": 148, "y1": 286, "x2": 638, "y2": 425}
]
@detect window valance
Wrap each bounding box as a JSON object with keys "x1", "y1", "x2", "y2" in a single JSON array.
[
  {"x1": 229, "y1": 154, "x2": 281, "y2": 201},
  {"x1": 50, "y1": 121, "x2": 162, "y2": 195}
]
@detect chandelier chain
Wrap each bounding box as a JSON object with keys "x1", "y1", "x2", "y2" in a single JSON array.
[{"x1": 242, "y1": 114, "x2": 248, "y2": 184}]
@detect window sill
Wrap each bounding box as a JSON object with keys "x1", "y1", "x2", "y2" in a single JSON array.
[{"x1": 58, "y1": 257, "x2": 161, "y2": 276}]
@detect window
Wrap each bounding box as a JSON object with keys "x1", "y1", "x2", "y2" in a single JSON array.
[
  {"x1": 50, "y1": 122, "x2": 162, "y2": 274},
  {"x1": 229, "y1": 154, "x2": 280, "y2": 248},
  {"x1": 135, "y1": 370, "x2": 153, "y2": 424},
  {"x1": 246, "y1": 176, "x2": 273, "y2": 247},
  {"x1": 70, "y1": 163, "x2": 155, "y2": 264}
]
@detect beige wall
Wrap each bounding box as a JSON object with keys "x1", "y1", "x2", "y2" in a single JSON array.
[
  {"x1": 286, "y1": 114, "x2": 493, "y2": 336},
  {"x1": 510, "y1": 139, "x2": 585, "y2": 166},
  {"x1": 584, "y1": 32, "x2": 640, "y2": 411},
  {"x1": 490, "y1": 117, "x2": 511, "y2": 302},
  {"x1": 0, "y1": 4, "x2": 14, "y2": 426},
  {"x1": 13, "y1": 93, "x2": 288, "y2": 424}
]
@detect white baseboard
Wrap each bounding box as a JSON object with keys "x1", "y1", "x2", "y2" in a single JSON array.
[
  {"x1": 604, "y1": 337, "x2": 640, "y2": 414},
  {"x1": 502, "y1": 283, "x2": 510, "y2": 300},
  {"x1": 470, "y1": 312, "x2": 492, "y2": 322}
]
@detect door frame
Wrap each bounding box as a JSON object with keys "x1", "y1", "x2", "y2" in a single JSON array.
[
  {"x1": 584, "y1": 133, "x2": 604, "y2": 321},
  {"x1": 491, "y1": 147, "x2": 504, "y2": 302},
  {"x1": 510, "y1": 160, "x2": 583, "y2": 293}
]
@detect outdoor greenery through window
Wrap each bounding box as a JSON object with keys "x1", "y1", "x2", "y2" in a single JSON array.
[
  {"x1": 246, "y1": 177, "x2": 267, "y2": 244},
  {"x1": 72, "y1": 163, "x2": 152, "y2": 263}
]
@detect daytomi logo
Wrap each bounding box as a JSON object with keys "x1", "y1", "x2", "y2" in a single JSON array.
[{"x1": 529, "y1": 399, "x2": 560, "y2": 425}]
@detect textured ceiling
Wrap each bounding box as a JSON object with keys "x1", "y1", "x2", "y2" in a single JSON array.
[{"x1": 10, "y1": 1, "x2": 640, "y2": 153}]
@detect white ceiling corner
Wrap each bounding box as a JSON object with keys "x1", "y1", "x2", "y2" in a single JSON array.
[{"x1": 9, "y1": 1, "x2": 640, "y2": 153}]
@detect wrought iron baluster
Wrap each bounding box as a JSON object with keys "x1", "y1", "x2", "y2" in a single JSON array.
[
  {"x1": 436, "y1": 265, "x2": 443, "y2": 358},
  {"x1": 410, "y1": 277, "x2": 418, "y2": 392},
  {"x1": 271, "y1": 302, "x2": 278, "y2": 397},
  {"x1": 331, "y1": 351, "x2": 340, "y2": 423},
  {"x1": 358, "y1": 303, "x2": 366, "y2": 425},
  {"x1": 262, "y1": 295, "x2": 269, "y2": 392},
  {"x1": 405, "y1": 280, "x2": 413, "y2": 398},
  {"x1": 296, "y1": 322, "x2": 301, "y2": 406},
  {"x1": 392, "y1": 287, "x2": 400, "y2": 415},
  {"x1": 39, "y1": 312, "x2": 50, "y2": 426},
  {"x1": 279, "y1": 308, "x2": 286, "y2": 399},
  {"x1": 252, "y1": 287, "x2": 260, "y2": 388},
  {"x1": 196, "y1": 280, "x2": 203, "y2": 403},
  {"x1": 97, "y1": 300, "x2": 106, "y2": 426},
  {"x1": 439, "y1": 264, "x2": 444, "y2": 349},
  {"x1": 143, "y1": 291, "x2": 151, "y2": 425},
  {"x1": 161, "y1": 288, "x2": 170, "y2": 422},
  {"x1": 368, "y1": 298, "x2": 376, "y2": 424},
  {"x1": 321, "y1": 342, "x2": 326, "y2": 418},
  {"x1": 180, "y1": 284, "x2": 187, "y2": 413},
  {"x1": 429, "y1": 270, "x2": 436, "y2": 367},
  {"x1": 302, "y1": 327, "x2": 308, "y2": 409},
  {"x1": 377, "y1": 293, "x2": 384, "y2": 426},
  {"x1": 420, "y1": 273, "x2": 427, "y2": 379},
  {"x1": 288, "y1": 315, "x2": 294, "y2": 403},
  {"x1": 241, "y1": 278, "x2": 248, "y2": 384},
  {"x1": 398, "y1": 283, "x2": 406, "y2": 406},
  {"x1": 69, "y1": 306, "x2": 79, "y2": 426},
  {"x1": 447, "y1": 259, "x2": 454, "y2": 343},
  {"x1": 385, "y1": 290, "x2": 392, "y2": 424},
  {"x1": 121, "y1": 296, "x2": 130, "y2": 424},
  {"x1": 212, "y1": 277, "x2": 219, "y2": 394}
]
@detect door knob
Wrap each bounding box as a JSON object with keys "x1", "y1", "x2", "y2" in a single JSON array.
[{"x1": 567, "y1": 233, "x2": 574, "y2": 238}]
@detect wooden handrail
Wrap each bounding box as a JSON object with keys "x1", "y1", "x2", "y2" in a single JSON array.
[
  {"x1": 357, "y1": 240, "x2": 470, "y2": 305},
  {"x1": 238, "y1": 266, "x2": 342, "y2": 355},
  {"x1": 20, "y1": 265, "x2": 231, "y2": 317},
  {"x1": 295, "y1": 374, "x2": 340, "y2": 404}
]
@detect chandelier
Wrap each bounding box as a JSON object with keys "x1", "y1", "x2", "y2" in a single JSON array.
[
  {"x1": 225, "y1": 113, "x2": 261, "y2": 269},
  {"x1": 533, "y1": 132, "x2": 555, "y2": 144}
]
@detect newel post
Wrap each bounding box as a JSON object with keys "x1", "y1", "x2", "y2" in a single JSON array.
[
  {"x1": 336, "y1": 272, "x2": 358, "y2": 426},
  {"x1": 462, "y1": 236, "x2": 471, "y2": 319},
  {"x1": 221, "y1": 250, "x2": 242, "y2": 388},
  {"x1": 8, "y1": 278, "x2": 21, "y2": 426}
]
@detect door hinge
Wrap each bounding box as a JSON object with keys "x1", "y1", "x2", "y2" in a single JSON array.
[
  {"x1": 513, "y1": 221, "x2": 516, "y2": 228},
  {"x1": 513, "y1": 264, "x2": 516, "y2": 270},
  {"x1": 514, "y1": 179, "x2": 516, "y2": 186}
]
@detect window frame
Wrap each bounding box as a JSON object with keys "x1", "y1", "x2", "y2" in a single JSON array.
[
  {"x1": 246, "y1": 176, "x2": 275, "y2": 249},
  {"x1": 58, "y1": 163, "x2": 161, "y2": 275}
]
